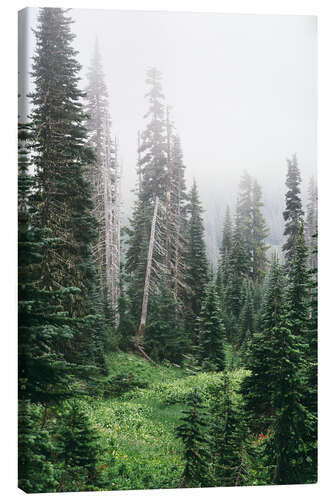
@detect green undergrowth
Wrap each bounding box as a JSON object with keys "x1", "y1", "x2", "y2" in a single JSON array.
[{"x1": 83, "y1": 351, "x2": 249, "y2": 491}]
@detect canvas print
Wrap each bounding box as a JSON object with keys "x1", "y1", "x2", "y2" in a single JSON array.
[{"x1": 18, "y1": 7, "x2": 317, "y2": 493}]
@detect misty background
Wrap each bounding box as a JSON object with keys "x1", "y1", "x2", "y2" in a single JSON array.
[{"x1": 21, "y1": 8, "x2": 317, "y2": 265}]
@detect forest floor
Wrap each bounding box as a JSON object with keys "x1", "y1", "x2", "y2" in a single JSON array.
[{"x1": 82, "y1": 351, "x2": 248, "y2": 491}]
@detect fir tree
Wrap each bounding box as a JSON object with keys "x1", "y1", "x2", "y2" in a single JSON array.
[
  {"x1": 125, "y1": 67, "x2": 168, "y2": 324},
  {"x1": 145, "y1": 276, "x2": 187, "y2": 363},
  {"x1": 272, "y1": 223, "x2": 315, "y2": 484},
  {"x1": 236, "y1": 172, "x2": 269, "y2": 282},
  {"x1": 197, "y1": 281, "x2": 226, "y2": 371},
  {"x1": 166, "y1": 132, "x2": 189, "y2": 300},
  {"x1": 186, "y1": 180, "x2": 209, "y2": 321},
  {"x1": 225, "y1": 210, "x2": 248, "y2": 333},
  {"x1": 302, "y1": 231, "x2": 318, "y2": 482},
  {"x1": 252, "y1": 179, "x2": 269, "y2": 283},
  {"x1": 241, "y1": 255, "x2": 288, "y2": 433},
  {"x1": 282, "y1": 154, "x2": 304, "y2": 266},
  {"x1": 18, "y1": 122, "x2": 78, "y2": 405},
  {"x1": 238, "y1": 279, "x2": 255, "y2": 349},
  {"x1": 18, "y1": 402, "x2": 60, "y2": 493},
  {"x1": 57, "y1": 400, "x2": 110, "y2": 491},
  {"x1": 176, "y1": 390, "x2": 211, "y2": 488},
  {"x1": 210, "y1": 376, "x2": 245, "y2": 486},
  {"x1": 29, "y1": 8, "x2": 107, "y2": 371},
  {"x1": 243, "y1": 247, "x2": 311, "y2": 484},
  {"x1": 287, "y1": 223, "x2": 310, "y2": 344},
  {"x1": 139, "y1": 67, "x2": 168, "y2": 204}
]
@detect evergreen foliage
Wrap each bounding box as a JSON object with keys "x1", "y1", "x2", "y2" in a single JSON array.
[
  {"x1": 252, "y1": 180, "x2": 269, "y2": 283},
  {"x1": 28, "y1": 7, "x2": 107, "y2": 372},
  {"x1": 236, "y1": 171, "x2": 269, "y2": 282},
  {"x1": 241, "y1": 255, "x2": 289, "y2": 433},
  {"x1": 125, "y1": 67, "x2": 168, "y2": 324},
  {"x1": 176, "y1": 390, "x2": 211, "y2": 488},
  {"x1": 197, "y1": 281, "x2": 226, "y2": 371},
  {"x1": 186, "y1": 181, "x2": 209, "y2": 320},
  {"x1": 18, "y1": 123, "x2": 77, "y2": 404},
  {"x1": 18, "y1": 9, "x2": 317, "y2": 490},
  {"x1": 117, "y1": 273, "x2": 137, "y2": 351},
  {"x1": 282, "y1": 154, "x2": 304, "y2": 266},
  {"x1": 210, "y1": 376, "x2": 245, "y2": 486},
  {"x1": 238, "y1": 279, "x2": 256, "y2": 349},
  {"x1": 145, "y1": 276, "x2": 187, "y2": 363},
  {"x1": 57, "y1": 400, "x2": 111, "y2": 491},
  {"x1": 18, "y1": 402, "x2": 60, "y2": 493}
]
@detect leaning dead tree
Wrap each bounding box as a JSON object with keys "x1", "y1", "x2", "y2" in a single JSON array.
[
  {"x1": 85, "y1": 40, "x2": 120, "y2": 324},
  {"x1": 135, "y1": 195, "x2": 171, "y2": 362},
  {"x1": 136, "y1": 196, "x2": 159, "y2": 353}
]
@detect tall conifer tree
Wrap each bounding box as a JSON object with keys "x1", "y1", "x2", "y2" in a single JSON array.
[
  {"x1": 186, "y1": 181, "x2": 209, "y2": 320},
  {"x1": 29, "y1": 8, "x2": 107, "y2": 371},
  {"x1": 125, "y1": 68, "x2": 168, "y2": 321},
  {"x1": 252, "y1": 180, "x2": 269, "y2": 283},
  {"x1": 197, "y1": 281, "x2": 226, "y2": 371},
  {"x1": 282, "y1": 154, "x2": 304, "y2": 266},
  {"x1": 176, "y1": 391, "x2": 211, "y2": 488}
]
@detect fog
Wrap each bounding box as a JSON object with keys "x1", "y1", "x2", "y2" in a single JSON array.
[{"x1": 23, "y1": 8, "x2": 317, "y2": 262}]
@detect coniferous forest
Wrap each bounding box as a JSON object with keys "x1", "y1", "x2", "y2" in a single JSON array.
[{"x1": 18, "y1": 8, "x2": 317, "y2": 493}]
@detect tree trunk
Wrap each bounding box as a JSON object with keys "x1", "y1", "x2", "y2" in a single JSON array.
[{"x1": 137, "y1": 195, "x2": 159, "y2": 338}]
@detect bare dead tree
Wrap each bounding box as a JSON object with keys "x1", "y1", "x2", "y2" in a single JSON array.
[
  {"x1": 85, "y1": 41, "x2": 121, "y2": 324},
  {"x1": 137, "y1": 195, "x2": 159, "y2": 339}
]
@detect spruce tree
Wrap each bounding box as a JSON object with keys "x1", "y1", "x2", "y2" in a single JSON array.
[
  {"x1": 272, "y1": 224, "x2": 315, "y2": 484},
  {"x1": 166, "y1": 132, "x2": 189, "y2": 300},
  {"x1": 145, "y1": 276, "x2": 187, "y2": 363},
  {"x1": 139, "y1": 67, "x2": 168, "y2": 204},
  {"x1": 186, "y1": 180, "x2": 209, "y2": 320},
  {"x1": 252, "y1": 179, "x2": 269, "y2": 283},
  {"x1": 57, "y1": 400, "x2": 110, "y2": 491},
  {"x1": 241, "y1": 255, "x2": 288, "y2": 433},
  {"x1": 18, "y1": 122, "x2": 77, "y2": 405},
  {"x1": 18, "y1": 123, "x2": 78, "y2": 491},
  {"x1": 238, "y1": 279, "x2": 255, "y2": 349},
  {"x1": 236, "y1": 172, "x2": 269, "y2": 282},
  {"x1": 176, "y1": 390, "x2": 211, "y2": 488},
  {"x1": 287, "y1": 223, "x2": 310, "y2": 344},
  {"x1": 225, "y1": 210, "x2": 248, "y2": 336},
  {"x1": 243, "y1": 247, "x2": 311, "y2": 484},
  {"x1": 210, "y1": 376, "x2": 244, "y2": 486},
  {"x1": 282, "y1": 154, "x2": 304, "y2": 266},
  {"x1": 29, "y1": 8, "x2": 107, "y2": 371},
  {"x1": 302, "y1": 231, "x2": 318, "y2": 482},
  {"x1": 125, "y1": 67, "x2": 168, "y2": 324},
  {"x1": 197, "y1": 281, "x2": 226, "y2": 371},
  {"x1": 18, "y1": 402, "x2": 59, "y2": 493}
]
